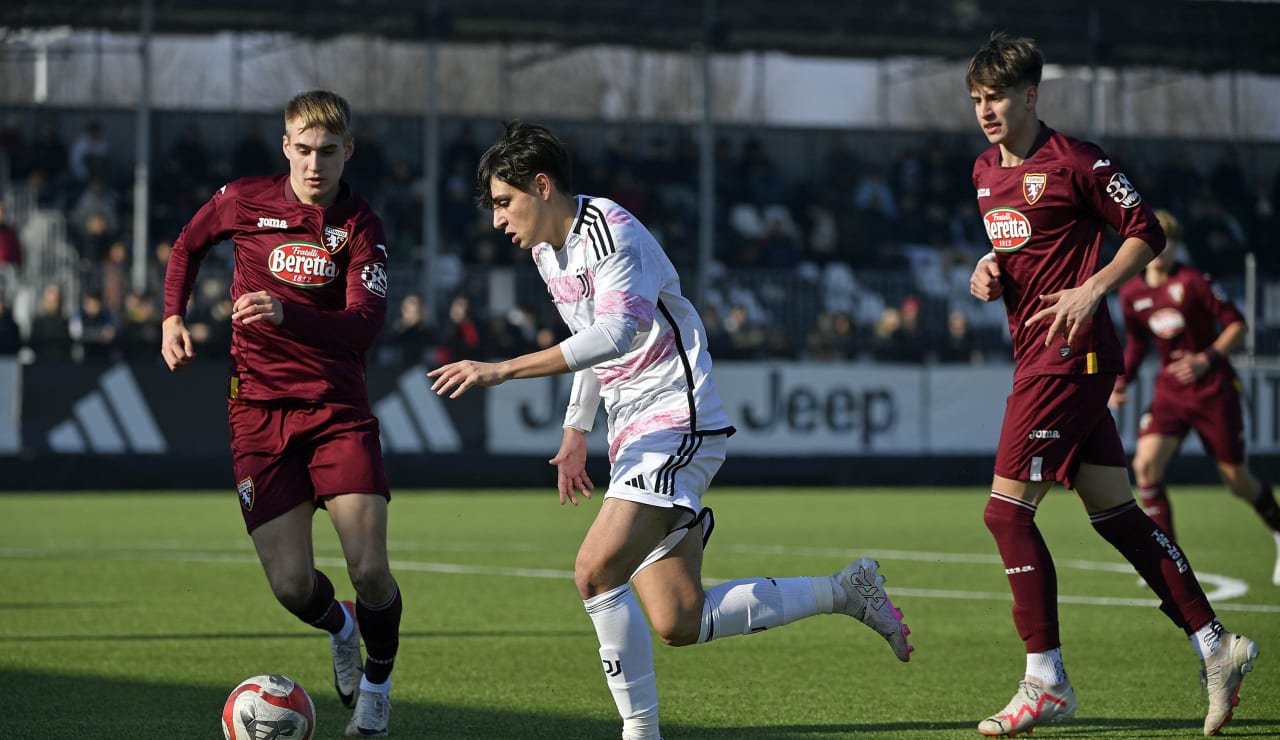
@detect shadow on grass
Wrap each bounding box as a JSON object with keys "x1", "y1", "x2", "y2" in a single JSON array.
[
  {"x1": 0, "y1": 628, "x2": 590, "y2": 643},
  {"x1": 7, "y1": 669, "x2": 1277, "y2": 739}
]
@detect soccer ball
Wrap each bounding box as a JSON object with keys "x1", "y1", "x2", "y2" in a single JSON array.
[{"x1": 221, "y1": 673, "x2": 315, "y2": 740}]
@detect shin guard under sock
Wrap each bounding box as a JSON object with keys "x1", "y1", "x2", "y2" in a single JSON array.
[{"x1": 984, "y1": 494, "x2": 1060, "y2": 653}]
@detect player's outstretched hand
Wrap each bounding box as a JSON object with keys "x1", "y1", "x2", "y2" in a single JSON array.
[
  {"x1": 161, "y1": 315, "x2": 195, "y2": 371},
  {"x1": 549, "y1": 428, "x2": 593, "y2": 506},
  {"x1": 970, "y1": 256, "x2": 1004, "y2": 302},
  {"x1": 1025, "y1": 283, "x2": 1103, "y2": 348},
  {"x1": 428, "y1": 360, "x2": 505, "y2": 398}
]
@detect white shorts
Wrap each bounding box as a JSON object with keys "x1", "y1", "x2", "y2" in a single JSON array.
[
  {"x1": 606, "y1": 430, "x2": 727, "y2": 512},
  {"x1": 605, "y1": 431, "x2": 727, "y2": 574}
]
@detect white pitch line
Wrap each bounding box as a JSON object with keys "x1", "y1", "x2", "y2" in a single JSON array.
[{"x1": 3, "y1": 546, "x2": 1277, "y2": 613}]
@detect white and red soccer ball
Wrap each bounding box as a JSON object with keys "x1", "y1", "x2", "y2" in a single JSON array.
[{"x1": 222, "y1": 674, "x2": 315, "y2": 740}]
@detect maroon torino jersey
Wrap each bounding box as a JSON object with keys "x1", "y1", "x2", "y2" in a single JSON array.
[
  {"x1": 164, "y1": 174, "x2": 389, "y2": 404},
  {"x1": 973, "y1": 124, "x2": 1165, "y2": 380},
  {"x1": 1118, "y1": 264, "x2": 1244, "y2": 397}
]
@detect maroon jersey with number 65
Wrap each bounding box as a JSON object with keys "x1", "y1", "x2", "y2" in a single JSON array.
[
  {"x1": 973, "y1": 123, "x2": 1165, "y2": 380},
  {"x1": 164, "y1": 174, "x2": 389, "y2": 404}
]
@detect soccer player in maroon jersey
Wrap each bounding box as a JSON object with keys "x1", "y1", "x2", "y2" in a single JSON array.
[
  {"x1": 965, "y1": 34, "x2": 1258, "y2": 737},
  {"x1": 160, "y1": 90, "x2": 399, "y2": 737},
  {"x1": 1112, "y1": 209, "x2": 1280, "y2": 586}
]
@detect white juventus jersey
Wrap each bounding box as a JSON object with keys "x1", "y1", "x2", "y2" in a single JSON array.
[{"x1": 533, "y1": 196, "x2": 735, "y2": 457}]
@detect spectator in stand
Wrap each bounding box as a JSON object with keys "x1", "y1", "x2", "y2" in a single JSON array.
[
  {"x1": 98, "y1": 240, "x2": 130, "y2": 316},
  {"x1": 869, "y1": 300, "x2": 925, "y2": 364},
  {"x1": 69, "y1": 120, "x2": 112, "y2": 184},
  {"x1": 720, "y1": 302, "x2": 766, "y2": 359},
  {"x1": 166, "y1": 125, "x2": 214, "y2": 184},
  {"x1": 118, "y1": 292, "x2": 162, "y2": 360},
  {"x1": 342, "y1": 125, "x2": 388, "y2": 203},
  {"x1": 0, "y1": 294, "x2": 21, "y2": 356},
  {"x1": 381, "y1": 159, "x2": 422, "y2": 252},
  {"x1": 805, "y1": 310, "x2": 862, "y2": 361},
  {"x1": 146, "y1": 240, "x2": 174, "y2": 298},
  {"x1": 378, "y1": 293, "x2": 433, "y2": 367},
  {"x1": 0, "y1": 201, "x2": 22, "y2": 269},
  {"x1": 27, "y1": 283, "x2": 71, "y2": 362},
  {"x1": 29, "y1": 118, "x2": 70, "y2": 195},
  {"x1": 70, "y1": 290, "x2": 119, "y2": 362},
  {"x1": 435, "y1": 293, "x2": 482, "y2": 365},
  {"x1": 232, "y1": 121, "x2": 277, "y2": 177},
  {"x1": 1154, "y1": 149, "x2": 1203, "y2": 218},
  {"x1": 68, "y1": 176, "x2": 121, "y2": 263},
  {"x1": 936, "y1": 308, "x2": 984, "y2": 365},
  {"x1": 1186, "y1": 188, "x2": 1248, "y2": 278},
  {"x1": 0, "y1": 117, "x2": 28, "y2": 179},
  {"x1": 1207, "y1": 146, "x2": 1251, "y2": 226}
]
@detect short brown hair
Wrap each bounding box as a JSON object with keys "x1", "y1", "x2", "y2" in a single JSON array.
[
  {"x1": 966, "y1": 32, "x2": 1044, "y2": 92},
  {"x1": 284, "y1": 90, "x2": 351, "y2": 139}
]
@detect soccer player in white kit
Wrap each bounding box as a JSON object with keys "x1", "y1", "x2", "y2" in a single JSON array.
[{"x1": 429, "y1": 120, "x2": 912, "y2": 740}]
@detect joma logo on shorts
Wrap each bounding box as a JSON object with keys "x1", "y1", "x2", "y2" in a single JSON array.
[
  {"x1": 1027, "y1": 429, "x2": 1061, "y2": 440},
  {"x1": 258, "y1": 217, "x2": 288, "y2": 228}
]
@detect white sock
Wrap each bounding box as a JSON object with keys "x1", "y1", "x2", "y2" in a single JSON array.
[
  {"x1": 1025, "y1": 649, "x2": 1067, "y2": 685},
  {"x1": 359, "y1": 675, "x2": 390, "y2": 695},
  {"x1": 584, "y1": 584, "x2": 658, "y2": 738},
  {"x1": 1191, "y1": 618, "x2": 1226, "y2": 661},
  {"x1": 697, "y1": 576, "x2": 831, "y2": 643},
  {"x1": 333, "y1": 603, "x2": 355, "y2": 642}
]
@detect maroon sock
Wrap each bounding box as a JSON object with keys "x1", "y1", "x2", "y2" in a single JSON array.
[
  {"x1": 984, "y1": 494, "x2": 1059, "y2": 653},
  {"x1": 1139, "y1": 482, "x2": 1175, "y2": 541},
  {"x1": 357, "y1": 584, "x2": 402, "y2": 684},
  {"x1": 1089, "y1": 501, "x2": 1214, "y2": 633},
  {"x1": 1252, "y1": 481, "x2": 1280, "y2": 532},
  {"x1": 286, "y1": 570, "x2": 347, "y2": 634}
]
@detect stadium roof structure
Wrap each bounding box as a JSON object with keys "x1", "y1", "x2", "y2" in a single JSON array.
[{"x1": 3, "y1": 0, "x2": 1280, "y2": 75}]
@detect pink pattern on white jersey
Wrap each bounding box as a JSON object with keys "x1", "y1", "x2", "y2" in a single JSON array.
[
  {"x1": 605, "y1": 210, "x2": 633, "y2": 226},
  {"x1": 595, "y1": 290, "x2": 655, "y2": 321},
  {"x1": 546, "y1": 271, "x2": 591, "y2": 304},
  {"x1": 608, "y1": 410, "x2": 691, "y2": 465},
  {"x1": 596, "y1": 329, "x2": 676, "y2": 387}
]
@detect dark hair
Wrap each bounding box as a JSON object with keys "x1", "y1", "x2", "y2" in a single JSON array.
[
  {"x1": 965, "y1": 32, "x2": 1044, "y2": 92},
  {"x1": 475, "y1": 120, "x2": 573, "y2": 209}
]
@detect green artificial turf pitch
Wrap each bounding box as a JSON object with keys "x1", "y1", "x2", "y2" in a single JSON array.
[{"x1": 1, "y1": 488, "x2": 1277, "y2": 739}]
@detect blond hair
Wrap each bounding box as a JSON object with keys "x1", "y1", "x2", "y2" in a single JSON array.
[
  {"x1": 284, "y1": 90, "x2": 351, "y2": 139},
  {"x1": 1154, "y1": 209, "x2": 1183, "y2": 242}
]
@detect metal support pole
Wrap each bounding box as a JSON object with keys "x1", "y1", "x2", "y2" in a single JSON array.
[{"x1": 130, "y1": 0, "x2": 153, "y2": 295}]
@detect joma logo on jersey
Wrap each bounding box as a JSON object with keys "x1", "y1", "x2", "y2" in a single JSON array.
[
  {"x1": 257, "y1": 217, "x2": 288, "y2": 229},
  {"x1": 1027, "y1": 429, "x2": 1060, "y2": 440},
  {"x1": 1023, "y1": 173, "x2": 1047, "y2": 205},
  {"x1": 983, "y1": 208, "x2": 1032, "y2": 251},
  {"x1": 268, "y1": 243, "x2": 338, "y2": 287}
]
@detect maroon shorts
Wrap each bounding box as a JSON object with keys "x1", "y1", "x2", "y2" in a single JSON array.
[
  {"x1": 229, "y1": 400, "x2": 390, "y2": 533},
  {"x1": 994, "y1": 374, "x2": 1127, "y2": 490},
  {"x1": 1140, "y1": 380, "x2": 1246, "y2": 463}
]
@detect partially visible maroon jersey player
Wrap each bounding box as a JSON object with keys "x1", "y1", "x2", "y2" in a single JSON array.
[
  {"x1": 161, "y1": 90, "x2": 399, "y2": 737},
  {"x1": 1112, "y1": 208, "x2": 1280, "y2": 587},
  {"x1": 965, "y1": 33, "x2": 1258, "y2": 738}
]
